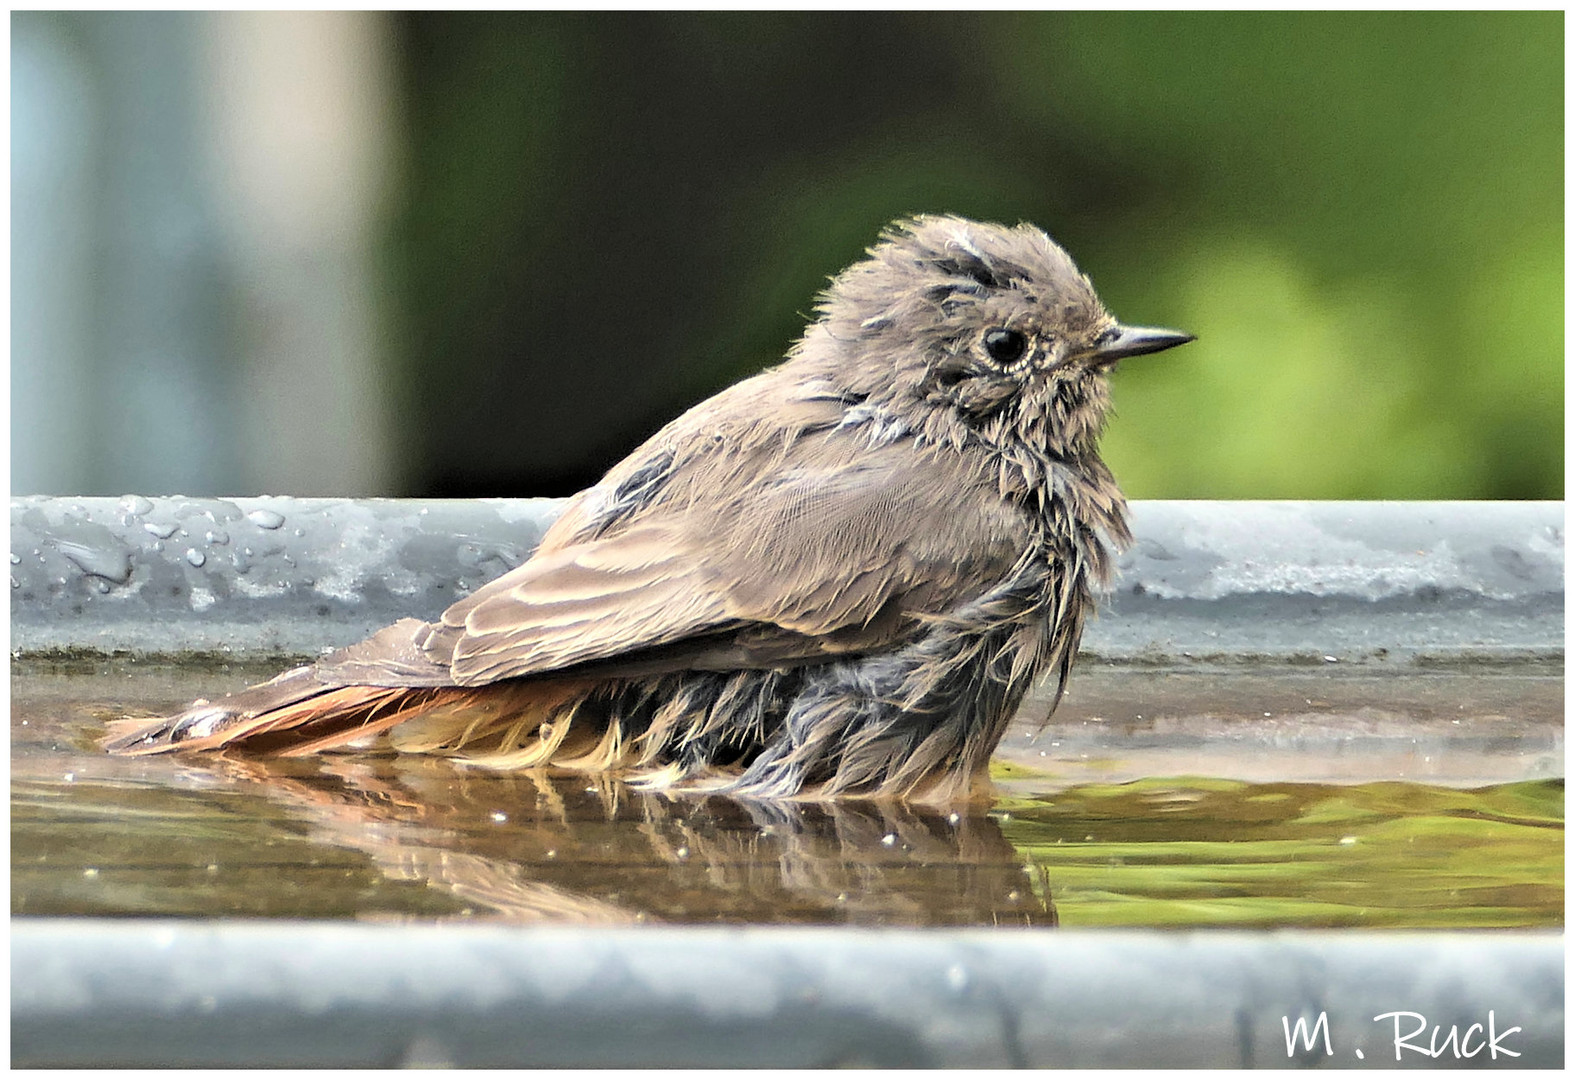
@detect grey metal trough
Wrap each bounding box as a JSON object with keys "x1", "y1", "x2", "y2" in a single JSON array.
[
  {"x1": 9, "y1": 496, "x2": 1564, "y2": 665},
  {"x1": 9, "y1": 497, "x2": 1565, "y2": 1068},
  {"x1": 11, "y1": 922, "x2": 1563, "y2": 1068}
]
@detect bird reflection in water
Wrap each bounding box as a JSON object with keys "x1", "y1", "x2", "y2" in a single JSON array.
[{"x1": 191, "y1": 753, "x2": 1056, "y2": 927}]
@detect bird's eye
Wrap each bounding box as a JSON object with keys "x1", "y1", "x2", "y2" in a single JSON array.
[{"x1": 983, "y1": 328, "x2": 1028, "y2": 365}]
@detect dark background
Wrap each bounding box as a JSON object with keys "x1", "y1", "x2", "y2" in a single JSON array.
[{"x1": 12, "y1": 11, "x2": 1564, "y2": 500}]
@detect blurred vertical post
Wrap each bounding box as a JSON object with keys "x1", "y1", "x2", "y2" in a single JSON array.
[
  {"x1": 14, "y1": 12, "x2": 236, "y2": 496},
  {"x1": 12, "y1": 15, "x2": 99, "y2": 493},
  {"x1": 197, "y1": 10, "x2": 398, "y2": 496},
  {"x1": 12, "y1": 11, "x2": 399, "y2": 497}
]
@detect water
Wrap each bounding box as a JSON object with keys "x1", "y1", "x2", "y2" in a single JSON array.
[
  {"x1": 11, "y1": 662, "x2": 1562, "y2": 928},
  {"x1": 53, "y1": 538, "x2": 133, "y2": 585},
  {"x1": 246, "y1": 509, "x2": 285, "y2": 530}
]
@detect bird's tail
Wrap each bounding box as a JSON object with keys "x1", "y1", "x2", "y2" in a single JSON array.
[{"x1": 101, "y1": 667, "x2": 606, "y2": 765}]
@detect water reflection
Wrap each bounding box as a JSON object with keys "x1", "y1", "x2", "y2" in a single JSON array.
[
  {"x1": 21, "y1": 750, "x2": 1052, "y2": 926},
  {"x1": 12, "y1": 665, "x2": 1561, "y2": 928}
]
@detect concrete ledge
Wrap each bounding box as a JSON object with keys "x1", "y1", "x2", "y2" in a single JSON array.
[
  {"x1": 9, "y1": 497, "x2": 1563, "y2": 666},
  {"x1": 10, "y1": 920, "x2": 1562, "y2": 1068}
]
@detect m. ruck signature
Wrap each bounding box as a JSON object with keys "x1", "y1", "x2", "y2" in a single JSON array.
[{"x1": 1282, "y1": 1010, "x2": 1522, "y2": 1062}]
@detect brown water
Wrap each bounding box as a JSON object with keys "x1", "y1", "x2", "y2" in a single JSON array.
[{"x1": 12, "y1": 661, "x2": 1563, "y2": 928}]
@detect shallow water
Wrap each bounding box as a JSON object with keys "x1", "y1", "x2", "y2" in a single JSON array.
[{"x1": 12, "y1": 662, "x2": 1563, "y2": 928}]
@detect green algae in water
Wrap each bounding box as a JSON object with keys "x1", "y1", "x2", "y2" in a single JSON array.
[{"x1": 995, "y1": 777, "x2": 1563, "y2": 929}]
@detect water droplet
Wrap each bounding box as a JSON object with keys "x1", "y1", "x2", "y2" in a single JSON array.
[
  {"x1": 94, "y1": 579, "x2": 111, "y2": 594},
  {"x1": 83, "y1": 867, "x2": 99, "y2": 879},
  {"x1": 119, "y1": 495, "x2": 154, "y2": 515},
  {"x1": 205, "y1": 529, "x2": 230, "y2": 546},
  {"x1": 293, "y1": 528, "x2": 304, "y2": 537},
  {"x1": 880, "y1": 833, "x2": 897, "y2": 847},
  {"x1": 143, "y1": 521, "x2": 179, "y2": 540},
  {"x1": 9, "y1": 554, "x2": 19, "y2": 565},
  {"x1": 185, "y1": 548, "x2": 206, "y2": 568},
  {"x1": 10, "y1": 577, "x2": 17, "y2": 590},
  {"x1": 231, "y1": 550, "x2": 252, "y2": 574},
  {"x1": 247, "y1": 509, "x2": 285, "y2": 530},
  {"x1": 490, "y1": 811, "x2": 508, "y2": 823},
  {"x1": 153, "y1": 541, "x2": 163, "y2": 553},
  {"x1": 63, "y1": 772, "x2": 75, "y2": 782},
  {"x1": 55, "y1": 539, "x2": 134, "y2": 585}
]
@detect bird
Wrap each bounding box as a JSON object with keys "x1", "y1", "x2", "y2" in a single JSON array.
[{"x1": 104, "y1": 214, "x2": 1193, "y2": 801}]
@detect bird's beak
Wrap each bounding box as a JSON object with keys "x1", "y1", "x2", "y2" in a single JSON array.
[{"x1": 1091, "y1": 325, "x2": 1195, "y2": 364}]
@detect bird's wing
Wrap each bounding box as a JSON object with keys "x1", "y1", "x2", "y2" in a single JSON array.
[{"x1": 412, "y1": 421, "x2": 1031, "y2": 687}]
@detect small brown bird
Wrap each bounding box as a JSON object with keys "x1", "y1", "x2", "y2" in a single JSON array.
[{"x1": 105, "y1": 215, "x2": 1192, "y2": 800}]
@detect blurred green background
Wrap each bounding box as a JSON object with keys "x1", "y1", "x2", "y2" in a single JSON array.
[{"x1": 12, "y1": 11, "x2": 1563, "y2": 499}]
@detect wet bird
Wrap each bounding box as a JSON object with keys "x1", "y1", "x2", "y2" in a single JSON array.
[{"x1": 105, "y1": 215, "x2": 1193, "y2": 800}]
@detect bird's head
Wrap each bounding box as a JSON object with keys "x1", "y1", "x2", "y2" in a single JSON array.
[{"x1": 810, "y1": 214, "x2": 1193, "y2": 456}]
